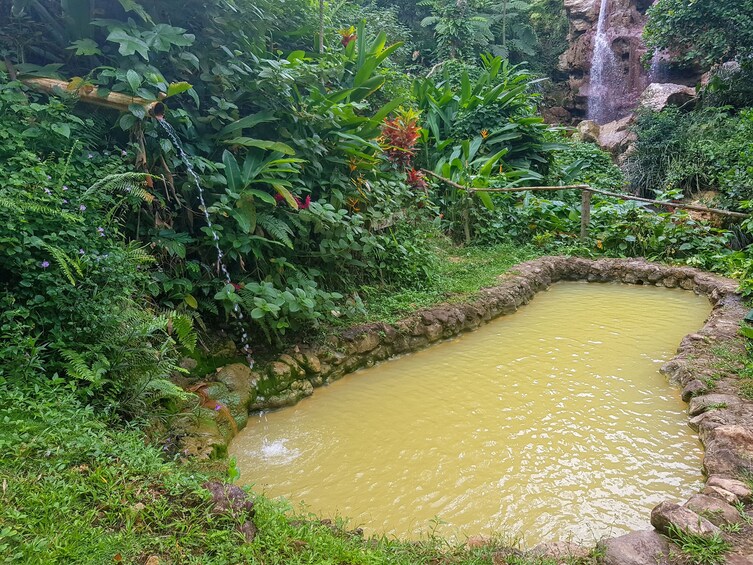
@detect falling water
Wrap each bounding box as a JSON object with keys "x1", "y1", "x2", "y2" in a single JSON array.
[
  {"x1": 648, "y1": 50, "x2": 664, "y2": 83},
  {"x1": 587, "y1": 0, "x2": 619, "y2": 124},
  {"x1": 157, "y1": 119, "x2": 253, "y2": 367}
]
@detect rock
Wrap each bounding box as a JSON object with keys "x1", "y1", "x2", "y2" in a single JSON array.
[
  {"x1": 684, "y1": 493, "x2": 741, "y2": 526},
  {"x1": 702, "y1": 485, "x2": 739, "y2": 505},
  {"x1": 144, "y1": 556, "x2": 160, "y2": 565},
  {"x1": 639, "y1": 83, "x2": 696, "y2": 112},
  {"x1": 688, "y1": 394, "x2": 741, "y2": 416},
  {"x1": 650, "y1": 501, "x2": 720, "y2": 537},
  {"x1": 203, "y1": 481, "x2": 255, "y2": 516},
  {"x1": 681, "y1": 379, "x2": 707, "y2": 402},
  {"x1": 602, "y1": 530, "x2": 671, "y2": 565},
  {"x1": 202, "y1": 481, "x2": 257, "y2": 543},
  {"x1": 215, "y1": 363, "x2": 256, "y2": 410},
  {"x1": 577, "y1": 119, "x2": 600, "y2": 142},
  {"x1": 179, "y1": 357, "x2": 198, "y2": 371},
  {"x1": 268, "y1": 361, "x2": 294, "y2": 387},
  {"x1": 598, "y1": 115, "x2": 635, "y2": 157},
  {"x1": 530, "y1": 540, "x2": 590, "y2": 560},
  {"x1": 707, "y1": 475, "x2": 753, "y2": 501},
  {"x1": 702, "y1": 425, "x2": 753, "y2": 476},
  {"x1": 466, "y1": 535, "x2": 490, "y2": 548}
]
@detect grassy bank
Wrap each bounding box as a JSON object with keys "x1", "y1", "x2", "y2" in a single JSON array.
[{"x1": 1, "y1": 246, "x2": 587, "y2": 565}]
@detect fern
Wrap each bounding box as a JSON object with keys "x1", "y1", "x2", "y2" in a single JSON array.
[
  {"x1": 61, "y1": 349, "x2": 109, "y2": 386},
  {"x1": 84, "y1": 172, "x2": 157, "y2": 203},
  {"x1": 257, "y1": 213, "x2": 294, "y2": 248},
  {"x1": 0, "y1": 196, "x2": 81, "y2": 221},
  {"x1": 40, "y1": 242, "x2": 83, "y2": 285},
  {"x1": 123, "y1": 242, "x2": 156, "y2": 265},
  {"x1": 169, "y1": 312, "x2": 197, "y2": 353}
]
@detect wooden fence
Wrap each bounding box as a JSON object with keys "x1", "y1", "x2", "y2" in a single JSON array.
[{"x1": 421, "y1": 169, "x2": 749, "y2": 243}]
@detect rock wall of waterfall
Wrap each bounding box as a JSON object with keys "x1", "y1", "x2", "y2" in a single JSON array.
[{"x1": 558, "y1": 0, "x2": 653, "y2": 122}]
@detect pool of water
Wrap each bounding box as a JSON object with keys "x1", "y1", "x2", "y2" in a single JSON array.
[{"x1": 230, "y1": 282, "x2": 710, "y2": 546}]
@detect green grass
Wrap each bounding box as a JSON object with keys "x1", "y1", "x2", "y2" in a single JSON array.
[
  {"x1": 0, "y1": 380, "x2": 582, "y2": 564},
  {"x1": 357, "y1": 243, "x2": 543, "y2": 323},
  {"x1": 666, "y1": 524, "x2": 730, "y2": 565}
]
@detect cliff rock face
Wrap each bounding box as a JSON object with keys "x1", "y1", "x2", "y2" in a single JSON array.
[{"x1": 559, "y1": 0, "x2": 652, "y2": 120}]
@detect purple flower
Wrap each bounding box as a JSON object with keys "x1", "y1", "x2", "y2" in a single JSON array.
[
  {"x1": 87, "y1": 153, "x2": 94, "y2": 159},
  {"x1": 62, "y1": 199, "x2": 68, "y2": 204},
  {"x1": 46, "y1": 175, "x2": 51, "y2": 180},
  {"x1": 214, "y1": 404, "x2": 222, "y2": 411},
  {"x1": 79, "y1": 249, "x2": 85, "y2": 255},
  {"x1": 40, "y1": 260, "x2": 50, "y2": 269},
  {"x1": 62, "y1": 185, "x2": 68, "y2": 191},
  {"x1": 79, "y1": 205, "x2": 86, "y2": 212},
  {"x1": 97, "y1": 227, "x2": 105, "y2": 236},
  {"x1": 44, "y1": 188, "x2": 52, "y2": 195},
  {"x1": 121, "y1": 149, "x2": 127, "y2": 157}
]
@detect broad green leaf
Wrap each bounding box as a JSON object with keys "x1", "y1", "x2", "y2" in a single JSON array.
[
  {"x1": 223, "y1": 137, "x2": 295, "y2": 155},
  {"x1": 273, "y1": 184, "x2": 298, "y2": 209},
  {"x1": 66, "y1": 38, "x2": 102, "y2": 56},
  {"x1": 166, "y1": 81, "x2": 192, "y2": 98},
  {"x1": 479, "y1": 148, "x2": 509, "y2": 176},
  {"x1": 126, "y1": 69, "x2": 141, "y2": 92},
  {"x1": 219, "y1": 111, "x2": 277, "y2": 138},
  {"x1": 222, "y1": 150, "x2": 243, "y2": 193},
  {"x1": 51, "y1": 123, "x2": 71, "y2": 138},
  {"x1": 476, "y1": 190, "x2": 494, "y2": 210},
  {"x1": 106, "y1": 28, "x2": 150, "y2": 60},
  {"x1": 184, "y1": 294, "x2": 198, "y2": 309}
]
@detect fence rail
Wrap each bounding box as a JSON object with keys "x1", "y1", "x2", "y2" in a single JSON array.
[{"x1": 420, "y1": 169, "x2": 749, "y2": 243}]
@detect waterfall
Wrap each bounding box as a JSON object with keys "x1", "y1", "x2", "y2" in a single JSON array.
[
  {"x1": 649, "y1": 50, "x2": 664, "y2": 83},
  {"x1": 587, "y1": 0, "x2": 619, "y2": 124},
  {"x1": 158, "y1": 119, "x2": 253, "y2": 368}
]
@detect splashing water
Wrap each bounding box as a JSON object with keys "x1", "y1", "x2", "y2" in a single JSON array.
[
  {"x1": 587, "y1": 0, "x2": 620, "y2": 124},
  {"x1": 157, "y1": 119, "x2": 253, "y2": 368},
  {"x1": 649, "y1": 50, "x2": 665, "y2": 83}
]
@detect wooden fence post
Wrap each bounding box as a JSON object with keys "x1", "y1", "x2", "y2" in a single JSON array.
[{"x1": 580, "y1": 189, "x2": 591, "y2": 242}]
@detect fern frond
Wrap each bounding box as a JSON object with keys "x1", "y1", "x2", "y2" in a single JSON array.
[
  {"x1": 0, "y1": 196, "x2": 81, "y2": 221},
  {"x1": 123, "y1": 242, "x2": 156, "y2": 265},
  {"x1": 257, "y1": 214, "x2": 294, "y2": 248},
  {"x1": 40, "y1": 242, "x2": 82, "y2": 285},
  {"x1": 84, "y1": 173, "x2": 159, "y2": 203},
  {"x1": 61, "y1": 349, "x2": 109, "y2": 384},
  {"x1": 170, "y1": 313, "x2": 197, "y2": 353},
  {"x1": 142, "y1": 378, "x2": 190, "y2": 402}
]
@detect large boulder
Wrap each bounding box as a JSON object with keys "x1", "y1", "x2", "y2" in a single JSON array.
[
  {"x1": 639, "y1": 82, "x2": 696, "y2": 112},
  {"x1": 602, "y1": 530, "x2": 671, "y2": 565},
  {"x1": 597, "y1": 115, "x2": 635, "y2": 157},
  {"x1": 577, "y1": 119, "x2": 600, "y2": 143},
  {"x1": 650, "y1": 501, "x2": 720, "y2": 537}
]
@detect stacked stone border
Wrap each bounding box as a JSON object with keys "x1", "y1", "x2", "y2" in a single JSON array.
[{"x1": 185, "y1": 256, "x2": 753, "y2": 563}]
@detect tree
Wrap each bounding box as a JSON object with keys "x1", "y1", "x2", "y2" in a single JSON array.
[
  {"x1": 419, "y1": 0, "x2": 496, "y2": 61},
  {"x1": 644, "y1": 0, "x2": 753, "y2": 67}
]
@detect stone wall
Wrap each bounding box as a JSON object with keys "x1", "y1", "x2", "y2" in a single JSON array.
[{"x1": 177, "y1": 256, "x2": 753, "y2": 561}]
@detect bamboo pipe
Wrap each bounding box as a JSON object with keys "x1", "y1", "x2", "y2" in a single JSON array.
[{"x1": 20, "y1": 77, "x2": 164, "y2": 117}]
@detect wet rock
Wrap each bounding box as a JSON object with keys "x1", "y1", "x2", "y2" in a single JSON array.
[
  {"x1": 684, "y1": 493, "x2": 741, "y2": 526},
  {"x1": 681, "y1": 379, "x2": 707, "y2": 402},
  {"x1": 278, "y1": 354, "x2": 305, "y2": 379},
  {"x1": 639, "y1": 83, "x2": 696, "y2": 112},
  {"x1": 688, "y1": 394, "x2": 742, "y2": 416},
  {"x1": 707, "y1": 475, "x2": 753, "y2": 502},
  {"x1": 268, "y1": 361, "x2": 294, "y2": 387},
  {"x1": 598, "y1": 116, "x2": 635, "y2": 158},
  {"x1": 602, "y1": 530, "x2": 671, "y2": 565},
  {"x1": 265, "y1": 380, "x2": 313, "y2": 408},
  {"x1": 650, "y1": 500, "x2": 720, "y2": 537},
  {"x1": 342, "y1": 329, "x2": 381, "y2": 354},
  {"x1": 293, "y1": 349, "x2": 322, "y2": 375},
  {"x1": 215, "y1": 363, "x2": 257, "y2": 410}
]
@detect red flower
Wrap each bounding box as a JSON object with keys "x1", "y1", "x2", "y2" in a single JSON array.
[{"x1": 406, "y1": 169, "x2": 428, "y2": 191}]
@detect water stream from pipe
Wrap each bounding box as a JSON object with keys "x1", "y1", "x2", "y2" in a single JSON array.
[{"x1": 157, "y1": 119, "x2": 253, "y2": 367}]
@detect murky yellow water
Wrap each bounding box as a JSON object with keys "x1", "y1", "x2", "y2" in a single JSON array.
[{"x1": 231, "y1": 282, "x2": 710, "y2": 546}]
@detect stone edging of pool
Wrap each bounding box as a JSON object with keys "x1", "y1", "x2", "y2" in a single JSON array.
[{"x1": 181, "y1": 256, "x2": 753, "y2": 563}]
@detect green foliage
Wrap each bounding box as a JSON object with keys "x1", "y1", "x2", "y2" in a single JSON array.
[
  {"x1": 666, "y1": 524, "x2": 730, "y2": 565},
  {"x1": 644, "y1": 0, "x2": 753, "y2": 67},
  {"x1": 627, "y1": 107, "x2": 753, "y2": 205}
]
